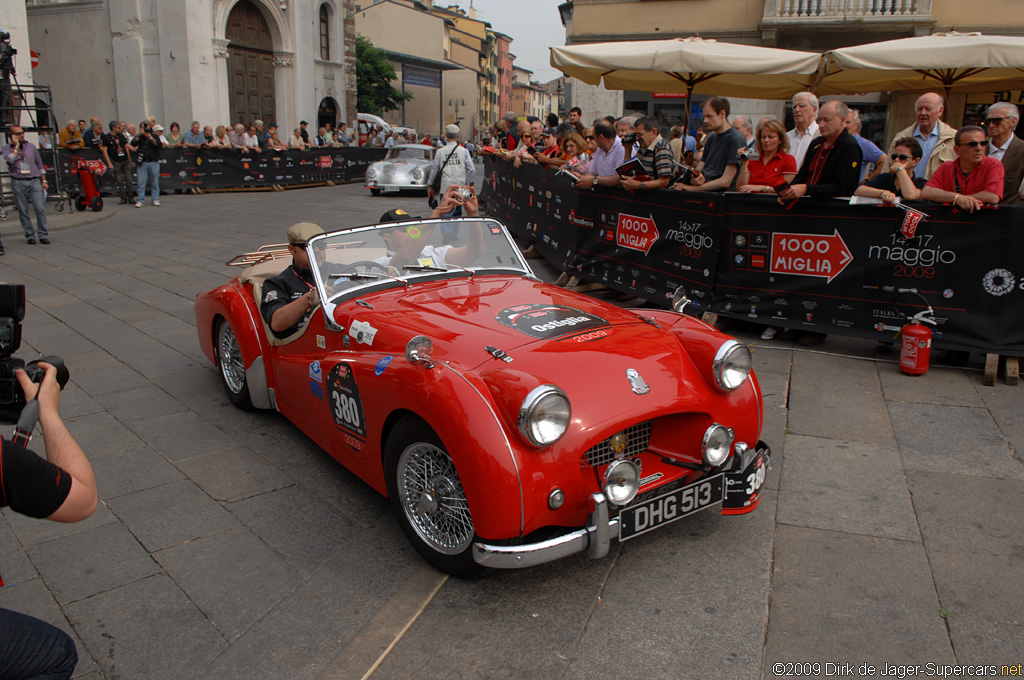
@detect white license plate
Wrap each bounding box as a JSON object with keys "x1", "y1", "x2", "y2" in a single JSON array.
[
  {"x1": 380, "y1": 186, "x2": 399, "y2": 193},
  {"x1": 618, "y1": 474, "x2": 724, "y2": 541}
]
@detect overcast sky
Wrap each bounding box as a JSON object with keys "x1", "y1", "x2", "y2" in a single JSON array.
[{"x1": 465, "y1": 0, "x2": 567, "y2": 84}]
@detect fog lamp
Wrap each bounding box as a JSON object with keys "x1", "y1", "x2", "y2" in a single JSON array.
[
  {"x1": 702, "y1": 424, "x2": 734, "y2": 466},
  {"x1": 603, "y1": 459, "x2": 640, "y2": 506}
]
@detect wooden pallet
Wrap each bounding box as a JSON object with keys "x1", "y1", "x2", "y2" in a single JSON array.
[{"x1": 983, "y1": 353, "x2": 1020, "y2": 386}]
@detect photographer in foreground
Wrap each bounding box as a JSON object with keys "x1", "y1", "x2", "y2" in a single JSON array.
[{"x1": 0, "y1": 362, "x2": 98, "y2": 680}]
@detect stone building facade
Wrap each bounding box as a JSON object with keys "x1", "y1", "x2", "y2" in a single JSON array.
[{"x1": 26, "y1": 0, "x2": 357, "y2": 134}]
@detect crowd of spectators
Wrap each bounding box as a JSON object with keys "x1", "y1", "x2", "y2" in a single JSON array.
[
  {"x1": 485, "y1": 92, "x2": 1023, "y2": 211},
  {"x1": 483, "y1": 93, "x2": 1024, "y2": 351}
]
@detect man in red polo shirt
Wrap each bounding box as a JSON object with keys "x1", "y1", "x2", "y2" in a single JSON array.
[{"x1": 922, "y1": 125, "x2": 1004, "y2": 212}]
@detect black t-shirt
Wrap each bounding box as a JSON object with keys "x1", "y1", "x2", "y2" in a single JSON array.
[
  {"x1": 260, "y1": 264, "x2": 317, "y2": 338},
  {"x1": 134, "y1": 133, "x2": 164, "y2": 163},
  {"x1": 866, "y1": 171, "x2": 927, "y2": 196},
  {"x1": 101, "y1": 132, "x2": 128, "y2": 160},
  {"x1": 1, "y1": 438, "x2": 72, "y2": 519}
]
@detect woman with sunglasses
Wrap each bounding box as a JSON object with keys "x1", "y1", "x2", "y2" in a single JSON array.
[
  {"x1": 854, "y1": 137, "x2": 926, "y2": 204},
  {"x1": 737, "y1": 119, "x2": 797, "y2": 194}
]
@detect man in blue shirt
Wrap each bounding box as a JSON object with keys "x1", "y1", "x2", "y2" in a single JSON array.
[
  {"x1": 183, "y1": 121, "x2": 205, "y2": 148},
  {"x1": 1, "y1": 126, "x2": 51, "y2": 249}
]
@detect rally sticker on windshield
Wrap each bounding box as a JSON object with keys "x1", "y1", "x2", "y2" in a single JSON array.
[
  {"x1": 495, "y1": 304, "x2": 609, "y2": 339},
  {"x1": 328, "y1": 362, "x2": 366, "y2": 439}
]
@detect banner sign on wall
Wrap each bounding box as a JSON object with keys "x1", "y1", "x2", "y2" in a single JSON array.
[
  {"x1": 483, "y1": 158, "x2": 1024, "y2": 356},
  {"x1": 41, "y1": 147, "x2": 386, "y2": 194}
]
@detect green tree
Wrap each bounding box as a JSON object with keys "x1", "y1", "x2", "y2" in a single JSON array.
[{"x1": 356, "y1": 35, "x2": 413, "y2": 115}]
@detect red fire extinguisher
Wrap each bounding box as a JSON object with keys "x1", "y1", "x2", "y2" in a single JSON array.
[{"x1": 895, "y1": 292, "x2": 936, "y2": 376}]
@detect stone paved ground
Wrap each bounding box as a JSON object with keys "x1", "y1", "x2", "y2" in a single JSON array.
[{"x1": 1, "y1": 181, "x2": 1021, "y2": 679}]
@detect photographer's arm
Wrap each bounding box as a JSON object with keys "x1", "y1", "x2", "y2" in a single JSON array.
[{"x1": 16, "y1": 364, "x2": 97, "y2": 523}]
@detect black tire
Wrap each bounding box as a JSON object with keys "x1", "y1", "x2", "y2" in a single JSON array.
[
  {"x1": 385, "y1": 416, "x2": 483, "y2": 577},
  {"x1": 215, "y1": 318, "x2": 253, "y2": 409},
  {"x1": 370, "y1": 188, "x2": 381, "y2": 196},
  {"x1": 91, "y1": 196, "x2": 103, "y2": 212},
  {"x1": 74, "y1": 195, "x2": 88, "y2": 212}
]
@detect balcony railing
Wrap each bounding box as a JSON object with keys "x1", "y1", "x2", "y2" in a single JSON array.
[{"x1": 764, "y1": 0, "x2": 932, "y2": 20}]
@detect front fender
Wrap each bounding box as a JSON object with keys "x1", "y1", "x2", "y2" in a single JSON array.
[{"x1": 374, "y1": 360, "x2": 525, "y2": 542}]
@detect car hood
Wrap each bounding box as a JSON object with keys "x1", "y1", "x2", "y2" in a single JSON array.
[{"x1": 341, "y1": 275, "x2": 689, "y2": 371}]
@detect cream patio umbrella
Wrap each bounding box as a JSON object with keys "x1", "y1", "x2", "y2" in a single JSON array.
[
  {"x1": 815, "y1": 32, "x2": 1024, "y2": 99},
  {"x1": 550, "y1": 37, "x2": 823, "y2": 131}
]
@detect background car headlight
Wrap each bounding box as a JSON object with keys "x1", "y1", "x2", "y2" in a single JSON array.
[
  {"x1": 366, "y1": 167, "x2": 378, "y2": 179},
  {"x1": 412, "y1": 169, "x2": 424, "y2": 180},
  {"x1": 518, "y1": 385, "x2": 570, "y2": 447},
  {"x1": 702, "y1": 424, "x2": 734, "y2": 466},
  {"x1": 603, "y1": 459, "x2": 640, "y2": 505},
  {"x1": 713, "y1": 340, "x2": 752, "y2": 391}
]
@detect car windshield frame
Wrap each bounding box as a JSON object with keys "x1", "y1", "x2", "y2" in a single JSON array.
[
  {"x1": 307, "y1": 217, "x2": 534, "y2": 319},
  {"x1": 385, "y1": 146, "x2": 433, "y2": 161}
]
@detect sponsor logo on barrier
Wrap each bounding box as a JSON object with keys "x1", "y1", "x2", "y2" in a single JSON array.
[
  {"x1": 568, "y1": 210, "x2": 594, "y2": 228},
  {"x1": 982, "y1": 268, "x2": 1015, "y2": 296},
  {"x1": 770, "y1": 230, "x2": 852, "y2": 283},
  {"x1": 616, "y1": 213, "x2": 659, "y2": 255},
  {"x1": 319, "y1": 156, "x2": 332, "y2": 168}
]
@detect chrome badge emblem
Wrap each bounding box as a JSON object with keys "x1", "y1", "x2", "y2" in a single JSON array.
[{"x1": 626, "y1": 368, "x2": 650, "y2": 395}]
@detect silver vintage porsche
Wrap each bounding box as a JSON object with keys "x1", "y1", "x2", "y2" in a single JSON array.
[{"x1": 364, "y1": 144, "x2": 435, "y2": 195}]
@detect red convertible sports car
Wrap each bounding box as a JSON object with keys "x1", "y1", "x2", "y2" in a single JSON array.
[{"x1": 195, "y1": 216, "x2": 770, "y2": 576}]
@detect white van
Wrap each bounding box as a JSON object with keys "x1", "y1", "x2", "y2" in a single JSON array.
[{"x1": 357, "y1": 113, "x2": 392, "y2": 146}]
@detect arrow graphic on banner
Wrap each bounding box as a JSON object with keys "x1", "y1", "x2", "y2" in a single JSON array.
[{"x1": 770, "y1": 229, "x2": 853, "y2": 283}]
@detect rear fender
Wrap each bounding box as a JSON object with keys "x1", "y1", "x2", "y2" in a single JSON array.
[{"x1": 195, "y1": 285, "x2": 272, "y2": 407}]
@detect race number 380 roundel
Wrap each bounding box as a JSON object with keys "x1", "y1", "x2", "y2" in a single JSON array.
[
  {"x1": 328, "y1": 363, "x2": 366, "y2": 439},
  {"x1": 495, "y1": 304, "x2": 609, "y2": 340}
]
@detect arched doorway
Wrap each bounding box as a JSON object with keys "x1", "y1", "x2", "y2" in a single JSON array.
[
  {"x1": 318, "y1": 97, "x2": 338, "y2": 130},
  {"x1": 227, "y1": 1, "x2": 277, "y2": 125}
]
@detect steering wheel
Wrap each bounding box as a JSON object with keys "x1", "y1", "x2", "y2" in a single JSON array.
[{"x1": 337, "y1": 260, "x2": 388, "y2": 274}]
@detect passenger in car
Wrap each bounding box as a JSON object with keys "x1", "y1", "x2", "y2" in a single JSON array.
[{"x1": 376, "y1": 186, "x2": 484, "y2": 270}]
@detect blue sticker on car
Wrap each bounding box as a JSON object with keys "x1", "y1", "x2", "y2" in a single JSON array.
[
  {"x1": 310, "y1": 380, "x2": 324, "y2": 400},
  {"x1": 374, "y1": 356, "x2": 393, "y2": 376},
  {"x1": 309, "y1": 360, "x2": 323, "y2": 383}
]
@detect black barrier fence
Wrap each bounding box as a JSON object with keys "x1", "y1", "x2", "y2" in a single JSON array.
[
  {"x1": 483, "y1": 158, "x2": 1024, "y2": 356},
  {"x1": 40, "y1": 147, "x2": 387, "y2": 193}
]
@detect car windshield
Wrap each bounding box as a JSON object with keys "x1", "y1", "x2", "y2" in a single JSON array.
[
  {"x1": 309, "y1": 218, "x2": 532, "y2": 313},
  {"x1": 386, "y1": 147, "x2": 432, "y2": 161}
]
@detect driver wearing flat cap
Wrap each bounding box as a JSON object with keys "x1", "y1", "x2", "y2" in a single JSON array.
[{"x1": 261, "y1": 222, "x2": 326, "y2": 337}]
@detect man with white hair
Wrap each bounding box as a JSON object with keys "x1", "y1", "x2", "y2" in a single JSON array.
[
  {"x1": 984, "y1": 102, "x2": 1024, "y2": 204},
  {"x1": 787, "y1": 92, "x2": 819, "y2": 167},
  {"x1": 887, "y1": 92, "x2": 955, "y2": 180},
  {"x1": 732, "y1": 115, "x2": 756, "y2": 156}
]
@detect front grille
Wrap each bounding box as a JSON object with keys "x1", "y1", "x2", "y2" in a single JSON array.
[{"x1": 584, "y1": 420, "x2": 652, "y2": 468}]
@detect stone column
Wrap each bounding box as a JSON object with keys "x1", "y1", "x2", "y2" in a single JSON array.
[{"x1": 213, "y1": 38, "x2": 231, "y2": 127}]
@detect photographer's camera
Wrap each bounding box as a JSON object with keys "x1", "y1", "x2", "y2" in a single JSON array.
[{"x1": 0, "y1": 283, "x2": 69, "y2": 422}]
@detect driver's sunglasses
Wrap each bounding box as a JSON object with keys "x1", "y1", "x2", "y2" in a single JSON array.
[
  {"x1": 984, "y1": 117, "x2": 1005, "y2": 126},
  {"x1": 960, "y1": 140, "x2": 985, "y2": 148},
  {"x1": 890, "y1": 153, "x2": 913, "y2": 162},
  {"x1": 585, "y1": 135, "x2": 595, "y2": 140}
]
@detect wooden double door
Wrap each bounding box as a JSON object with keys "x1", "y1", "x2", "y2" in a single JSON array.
[{"x1": 227, "y1": 0, "x2": 276, "y2": 125}]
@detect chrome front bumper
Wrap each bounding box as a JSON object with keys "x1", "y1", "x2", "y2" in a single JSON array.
[
  {"x1": 472, "y1": 440, "x2": 771, "y2": 569},
  {"x1": 472, "y1": 493, "x2": 618, "y2": 569}
]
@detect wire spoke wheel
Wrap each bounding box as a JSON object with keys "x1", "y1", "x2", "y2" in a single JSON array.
[
  {"x1": 216, "y1": 319, "x2": 252, "y2": 409},
  {"x1": 397, "y1": 441, "x2": 474, "y2": 555}
]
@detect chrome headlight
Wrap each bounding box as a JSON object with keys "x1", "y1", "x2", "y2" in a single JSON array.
[
  {"x1": 702, "y1": 424, "x2": 734, "y2": 466},
  {"x1": 713, "y1": 340, "x2": 752, "y2": 391},
  {"x1": 518, "y1": 385, "x2": 570, "y2": 447},
  {"x1": 603, "y1": 459, "x2": 640, "y2": 506},
  {"x1": 366, "y1": 166, "x2": 378, "y2": 179},
  {"x1": 412, "y1": 168, "x2": 424, "y2": 180}
]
